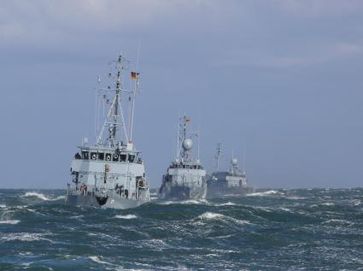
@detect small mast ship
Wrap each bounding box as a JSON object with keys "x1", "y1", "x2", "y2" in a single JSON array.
[
  {"x1": 159, "y1": 116, "x2": 207, "y2": 200},
  {"x1": 66, "y1": 55, "x2": 150, "y2": 209},
  {"x1": 207, "y1": 144, "x2": 253, "y2": 198}
]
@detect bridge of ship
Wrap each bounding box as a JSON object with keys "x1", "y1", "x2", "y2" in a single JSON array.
[{"x1": 74, "y1": 146, "x2": 143, "y2": 164}]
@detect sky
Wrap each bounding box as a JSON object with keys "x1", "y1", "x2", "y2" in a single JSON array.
[{"x1": 0, "y1": 0, "x2": 362, "y2": 189}]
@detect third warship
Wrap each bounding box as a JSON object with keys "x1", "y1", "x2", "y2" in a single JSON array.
[{"x1": 207, "y1": 143, "x2": 253, "y2": 198}]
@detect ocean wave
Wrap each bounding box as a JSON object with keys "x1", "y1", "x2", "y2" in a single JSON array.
[
  {"x1": 198, "y1": 212, "x2": 224, "y2": 220},
  {"x1": 321, "y1": 202, "x2": 335, "y2": 206},
  {"x1": 322, "y1": 219, "x2": 354, "y2": 226},
  {"x1": 22, "y1": 192, "x2": 65, "y2": 201},
  {"x1": 89, "y1": 256, "x2": 112, "y2": 265},
  {"x1": 23, "y1": 192, "x2": 50, "y2": 201},
  {"x1": 0, "y1": 204, "x2": 6, "y2": 208},
  {"x1": 0, "y1": 232, "x2": 52, "y2": 242},
  {"x1": 115, "y1": 214, "x2": 138, "y2": 219},
  {"x1": 351, "y1": 199, "x2": 361, "y2": 206},
  {"x1": 209, "y1": 202, "x2": 238, "y2": 207},
  {"x1": 158, "y1": 199, "x2": 208, "y2": 205},
  {"x1": 0, "y1": 219, "x2": 20, "y2": 225},
  {"x1": 246, "y1": 190, "x2": 284, "y2": 197},
  {"x1": 197, "y1": 212, "x2": 251, "y2": 226}
]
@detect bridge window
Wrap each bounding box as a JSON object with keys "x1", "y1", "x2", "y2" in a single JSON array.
[
  {"x1": 120, "y1": 154, "x2": 127, "y2": 162},
  {"x1": 105, "y1": 153, "x2": 112, "y2": 161},
  {"x1": 112, "y1": 153, "x2": 119, "y2": 162},
  {"x1": 82, "y1": 151, "x2": 89, "y2": 160},
  {"x1": 98, "y1": 152, "x2": 105, "y2": 160},
  {"x1": 128, "y1": 155, "x2": 135, "y2": 163},
  {"x1": 90, "y1": 152, "x2": 97, "y2": 160}
]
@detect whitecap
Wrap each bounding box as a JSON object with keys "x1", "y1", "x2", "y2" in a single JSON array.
[
  {"x1": 197, "y1": 212, "x2": 251, "y2": 226},
  {"x1": 352, "y1": 199, "x2": 361, "y2": 206},
  {"x1": 322, "y1": 219, "x2": 354, "y2": 226},
  {"x1": 52, "y1": 195, "x2": 66, "y2": 201},
  {"x1": 322, "y1": 202, "x2": 335, "y2": 206},
  {"x1": 0, "y1": 204, "x2": 6, "y2": 208},
  {"x1": 198, "y1": 212, "x2": 225, "y2": 220},
  {"x1": 23, "y1": 192, "x2": 50, "y2": 201},
  {"x1": 0, "y1": 232, "x2": 52, "y2": 242},
  {"x1": 278, "y1": 207, "x2": 293, "y2": 212},
  {"x1": 211, "y1": 201, "x2": 237, "y2": 207},
  {"x1": 0, "y1": 220, "x2": 20, "y2": 225},
  {"x1": 246, "y1": 190, "x2": 283, "y2": 197},
  {"x1": 89, "y1": 256, "x2": 114, "y2": 266},
  {"x1": 158, "y1": 199, "x2": 208, "y2": 205},
  {"x1": 114, "y1": 214, "x2": 137, "y2": 219},
  {"x1": 286, "y1": 196, "x2": 306, "y2": 200}
]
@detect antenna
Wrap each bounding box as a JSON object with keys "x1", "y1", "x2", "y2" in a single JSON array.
[
  {"x1": 215, "y1": 143, "x2": 222, "y2": 170},
  {"x1": 96, "y1": 55, "x2": 130, "y2": 147}
]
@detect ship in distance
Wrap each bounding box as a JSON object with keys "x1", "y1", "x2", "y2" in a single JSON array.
[
  {"x1": 159, "y1": 116, "x2": 207, "y2": 201},
  {"x1": 207, "y1": 143, "x2": 253, "y2": 198},
  {"x1": 66, "y1": 55, "x2": 150, "y2": 209}
]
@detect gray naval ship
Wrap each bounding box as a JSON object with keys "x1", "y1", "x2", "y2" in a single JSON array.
[
  {"x1": 159, "y1": 116, "x2": 207, "y2": 200},
  {"x1": 66, "y1": 55, "x2": 150, "y2": 209},
  {"x1": 207, "y1": 144, "x2": 253, "y2": 198}
]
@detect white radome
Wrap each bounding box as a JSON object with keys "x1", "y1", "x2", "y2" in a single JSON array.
[
  {"x1": 182, "y1": 138, "x2": 193, "y2": 150},
  {"x1": 231, "y1": 158, "x2": 238, "y2": 165}
]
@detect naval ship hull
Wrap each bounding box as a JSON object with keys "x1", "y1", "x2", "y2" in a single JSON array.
[
  {"x1": 66, "y1": 191, "x2": 149, "y2": 209},
  {"x1": 206, "y1": 182, "x2": 253, "y2": 199},
  {"x1": 159, "y1": 182, "x2": 207, "y2": 201}
]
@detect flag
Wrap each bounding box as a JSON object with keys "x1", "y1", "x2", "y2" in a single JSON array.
[{"x1": 131, "y1": 71, "x2": 140, "y2": 80}]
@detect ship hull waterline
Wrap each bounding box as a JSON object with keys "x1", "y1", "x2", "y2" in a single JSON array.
[{"x1": 65, "y1": 191, "x2": 149, "y2": 209}]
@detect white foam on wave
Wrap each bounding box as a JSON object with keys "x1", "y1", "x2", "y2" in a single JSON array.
[
  {"x1": 247, "y1": 190, "x2": 283, "y2": 197},
  {"x1": 197, "y1": 212, "x2": 251, "y2": 226},
  {"x1": 89, "y1": 256, "x2": 115, "y2": 266},
  {"x1": 23, "y1": 192, "x2": 50, "y2": 201},
  {"x1": 0, "y1": 232, "x2": 52, "y2": 242},
  {"x1": 23, "y1": 192, "x2": 65, "y2": 201},
  {"x1": 53, "y1": 195, "x2": 66, "y2": 201},
  {"x1": 322, "y1": 219, "x2": 354, "y2": 226},
  {"x1": 322, "y1": 202, "x2": 335, "y2": 206},
  {"x1": 159, "y1": 199, "x2": 208, "y2": 205},
  {"x1": 114, "y1": 214, "x2": 138, "y2": 220},
  {"x1": 0, "y1": 204, "x2": 6, "y2": 208},
  {"x1": 352, "y1": 199, "x2": 361, "y2": 206},
  {"x1": 211, "y1": 201, "x2": 237, "y2": 207},
  {"x1": 198, "y1": 212, "x2": 224, "y2": 220},
  {"x1": 0, "y1": 220, "x2": 20, "y2": 225},
  {"x1": 286, "y1": 196, "x2": 306, "y2": 200}
]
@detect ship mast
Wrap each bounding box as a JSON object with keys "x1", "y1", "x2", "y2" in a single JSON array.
[
  {"x1": 215, "y1": 143, "x2": 222, "y2": 170},
  {"x1": 97, "y1": 55, "x2": 129, "y2": 148}
]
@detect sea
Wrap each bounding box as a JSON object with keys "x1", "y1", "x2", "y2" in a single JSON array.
[{"x1": 0, "y1": 188, "x2": 362, "y2": 271}]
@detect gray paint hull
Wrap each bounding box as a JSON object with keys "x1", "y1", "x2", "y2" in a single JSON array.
[
  {"x1": 159, "y1": 182, "x2": 207, "y2": 201},
  {"x1": 65, "y1": 191, "x2": 149, "y2": 209},
  {"x1": 206, "y1": 184, "x2": 254, "y2": 199}
]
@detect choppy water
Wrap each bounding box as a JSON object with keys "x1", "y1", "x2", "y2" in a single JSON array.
[{"x1": 0, "y1": 188, "x2": 362, "y2": 270}]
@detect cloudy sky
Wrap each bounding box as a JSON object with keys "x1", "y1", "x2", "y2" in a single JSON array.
[{"x1": 1, "y1": 0, "x2": 362, "y2": 188}]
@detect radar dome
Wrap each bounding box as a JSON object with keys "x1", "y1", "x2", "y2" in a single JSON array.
[
  {"x1": 231, "y1": 158, "x2": 238, "y2": 166},
  {"x1": 182, "y1": 138, "x2": 193, "y2": 150}
]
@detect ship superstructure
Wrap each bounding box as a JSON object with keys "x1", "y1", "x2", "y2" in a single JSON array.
[
  {"x1": 66, "y1": 55, "x2": 150, "y2": 209},
  {"x1": 207, "y1": 144, "x2": 253, "y2": 198},
  {"x1": 159, "y1": 116, "x2": 207, "y2": 200}
]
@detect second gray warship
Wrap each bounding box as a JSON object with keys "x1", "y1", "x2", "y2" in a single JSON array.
[
  {"x1": 207, "y1": 144, "x2": 253, "y2": 198},
  {"x1": 159, "y1": 116, "x2": 207, "y2": 200}
]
